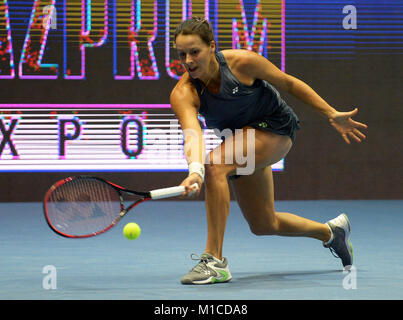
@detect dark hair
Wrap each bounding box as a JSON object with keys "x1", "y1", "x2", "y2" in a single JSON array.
[{"x1": 173, "y1": 17, "x2": 215, "y2": 47}]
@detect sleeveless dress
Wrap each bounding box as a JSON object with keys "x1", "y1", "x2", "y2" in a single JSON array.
[{"x1": 190, "y1": 51, "x2": 300, "y2": 143}]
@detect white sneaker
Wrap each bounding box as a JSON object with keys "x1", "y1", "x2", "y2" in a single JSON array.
[
  {"x1": 181, "y1": 253, "x2": 232, "y2": 285},
  {"x1": 323, "y1": 214, "x2": 354, "y2": 270}
]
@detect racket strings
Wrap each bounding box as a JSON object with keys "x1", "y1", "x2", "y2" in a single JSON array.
[{"x1": 46, "y1": 178, "x2": 122, "y2": 237}]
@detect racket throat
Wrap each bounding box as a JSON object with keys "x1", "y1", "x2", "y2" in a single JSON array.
[
  {"x1": 111, "y1": 209, "x2": 127, "y2": 226},
  {"x1": 119, "y1": 209, "x2": 128, "y2": 218}
]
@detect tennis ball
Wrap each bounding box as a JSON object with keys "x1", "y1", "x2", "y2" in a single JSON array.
[{"x1": 123, "y1": 222, "x2": 141, "y2": 240}]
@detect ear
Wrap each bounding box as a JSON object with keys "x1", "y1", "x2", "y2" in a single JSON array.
[{"x1": 210, "y1": 40, "x2": 216, "y2": 52}]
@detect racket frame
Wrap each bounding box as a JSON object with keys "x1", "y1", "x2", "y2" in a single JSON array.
[{"x1": 43, "y1": 176, "x2": 151, "y2": 239}]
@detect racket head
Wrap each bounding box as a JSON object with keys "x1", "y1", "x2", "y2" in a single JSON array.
[{"x1": 43, "y1": 176, "x2": 125, "y2": 238}]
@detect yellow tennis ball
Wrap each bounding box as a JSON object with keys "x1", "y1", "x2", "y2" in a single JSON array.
[{"x1": 123, "y1": 222, "x2": 141, "y2": 240}]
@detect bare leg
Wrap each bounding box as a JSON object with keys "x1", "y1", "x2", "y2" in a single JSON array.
[
  {"x1": 203, "y1": 128, "x2": 331, "y2": 260},
  {"x1": 204, "y1": 166, "x2": 231, "y2": 260},
  {"x1": 231, "y1": 165, "x2": 331, "y2": 242}
]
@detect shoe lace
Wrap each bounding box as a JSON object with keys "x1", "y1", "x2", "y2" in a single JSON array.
[{"x1": 190, "y1": 254, "x2": 210, "y2": 273}]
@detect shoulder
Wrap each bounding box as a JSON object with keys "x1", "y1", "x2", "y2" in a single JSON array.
[
  {"x1": 221, "y1": 49, "x2": 290, "y2": 90},
  {"x1": 170, "y1": 72, "x2": 200, "y2": 110},
  {"x1": 220, "y1": 49, "x2": 263, "y2": 86},
  {"x1": 221, "y1": 49, "x2": 261, "y2": 70}
]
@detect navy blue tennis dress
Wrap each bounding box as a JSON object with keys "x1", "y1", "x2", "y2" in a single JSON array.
[{"x1": 190, "y1": 51, "x2": 300, "y2": 142}]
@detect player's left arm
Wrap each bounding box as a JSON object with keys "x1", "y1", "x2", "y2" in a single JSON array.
[
  {"x1": 237, "y1": 50, "x2": 367, "y2": 144},
  {"x1": 237, "y1": 49, "x2": 337, "y2": 118}
]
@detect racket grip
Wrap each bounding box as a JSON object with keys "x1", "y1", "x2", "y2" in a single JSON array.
[{"x1": 149, "y1": 183, "x2": 199, "y2": 200}]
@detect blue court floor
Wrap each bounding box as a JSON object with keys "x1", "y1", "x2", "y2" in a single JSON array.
[{"x1": 0, "y1": 200, "x2": 402, "y2": 300}]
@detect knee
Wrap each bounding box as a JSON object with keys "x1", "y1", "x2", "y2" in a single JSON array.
[
  {"x1": 205, "y1": 162, "x2": 229, "y2": 181},
  {"x1": 250, "y1": 225, "x2": 277, "y2": 236},
  {"x1": 249, "y1": 214, "x2": 279, "y2": 236}
]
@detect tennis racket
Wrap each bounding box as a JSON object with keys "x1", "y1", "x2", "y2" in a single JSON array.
[{"x1": 43, "y1": 175, "x2": 198, "y2": 238}]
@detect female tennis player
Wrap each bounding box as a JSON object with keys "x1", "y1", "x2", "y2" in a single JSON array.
[{"x1": 170, "y1": 17, "x2": 367, "y2": 285}]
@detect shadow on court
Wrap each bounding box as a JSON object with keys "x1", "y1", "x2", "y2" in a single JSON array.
[
  {"x1": 229, "y1": 269, "x2": 343, "y2": 290},
  {"x1": 235, "y1": 269, "x2": 341, "y2": 283}
]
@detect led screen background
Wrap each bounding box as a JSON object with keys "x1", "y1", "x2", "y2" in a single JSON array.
[
  {"x1": 0, "y1": 0, "x2": 285, "y2": 171},
  {"x1": 0, "y1": 0, "x2": 402, "y2": 200}
]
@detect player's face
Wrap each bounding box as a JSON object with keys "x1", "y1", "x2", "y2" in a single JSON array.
[{"x1": 175, "y1": 34, "x2": 215, "y2": 80}]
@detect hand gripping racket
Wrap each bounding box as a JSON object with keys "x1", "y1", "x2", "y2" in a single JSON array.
[{"x1": 43, "y1": 176, "x2": 198, "y2": 238}]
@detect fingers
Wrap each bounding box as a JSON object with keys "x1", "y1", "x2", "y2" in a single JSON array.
[
  {"x1": 344, "y1": 108, "x2": 358, "y2": 119},
  {"x1": 349, "y1": 131, "x2": 362, "y2": 143},
  {"x1": 186, "y1": 183, "x2": 200, "y2": 197},
  {"x1": 341, "y1": 133, "x2": 351, "y2": 144},
  {"x1": 337, "y1": 108, "x2": 368, "y2": 144},
  {"x1": 342, "y1": 129, "x2": 366, "y2": 144},
  {"x1": 180, "y1": 182, "x2": 201, "y2": 198},
  {"x1": 349, "y1": 126, "x2": 367, "y2": 143},
  {"x1": 352, "y1": 120, "x2": 368, "y2": 130},
  {"x1": 351, "y1": 108, "x2": 358, "y2": 115},
  {"x1": 349, "y1": 109, "x2": 368, "y2": 129},
  {"x1": 354, "y1": 128, "x2": 367, "y2": 140}
]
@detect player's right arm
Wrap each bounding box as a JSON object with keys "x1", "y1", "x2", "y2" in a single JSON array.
[{"x1": 170, "y1": 77, "x2": 205, "y2": 195}]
